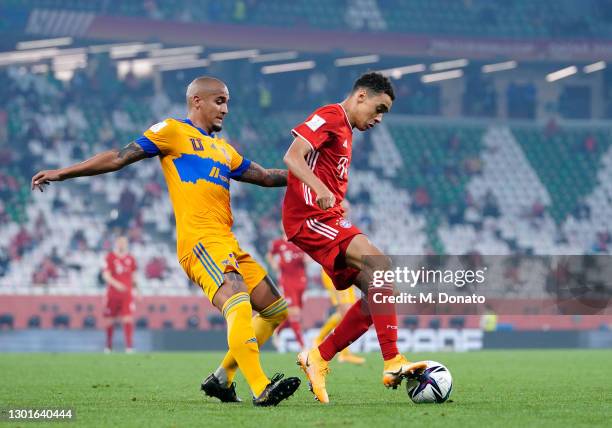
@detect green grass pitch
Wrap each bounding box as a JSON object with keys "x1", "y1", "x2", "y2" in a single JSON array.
[{"x1": 1, "y1": 350, "x2": 611, "y2": 427}]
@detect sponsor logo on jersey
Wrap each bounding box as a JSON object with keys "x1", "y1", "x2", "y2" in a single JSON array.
[
  {"x1": 305, "y1": 114, "x2": 325, "y2": 131},
  {"x1": 336, "y1": 157, "x2": 349, "y2": 180}
]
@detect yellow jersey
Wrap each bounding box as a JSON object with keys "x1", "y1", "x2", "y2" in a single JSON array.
[{"x1": 135, "y1": 118, "x2": 250, "y2": 260}]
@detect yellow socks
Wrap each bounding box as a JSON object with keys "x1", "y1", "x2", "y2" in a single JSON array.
[
  {"x1": 315, "y1": 312, "x2": 341, "y2": 345},
  {"x1": 221, "y1": 292, "x2": 269, "y2": 396},
  {"x1": 216, "y1": 297, "x2": 288, "y2": 387}
]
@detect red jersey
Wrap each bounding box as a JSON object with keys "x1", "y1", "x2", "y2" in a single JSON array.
[
  {"x1": 105, "y1": 252, "x2": 137, "y2": 296},
  {"x1": 269, "y1": 238, "x2": 307, "y2": 288},
  {"x1": 283, "y1": 104, "x2": 353, "y2": 238}
]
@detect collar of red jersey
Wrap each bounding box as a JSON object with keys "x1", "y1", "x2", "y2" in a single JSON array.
[
  {"x1": 336, "y1": 103, "x2": 353, "y2": 133},
  {"x1": 181, "y1": 118, "x2": 216, "y2": 138}
]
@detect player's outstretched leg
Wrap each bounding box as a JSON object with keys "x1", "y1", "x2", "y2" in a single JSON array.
[
  {"x1": 206, "y1": 299, "x2": 288, "y2": 402},
  {"x1": 206, "y1": 274, "x2": 298, "y2": 405},
  {"x1": 315, "y1": 311, "x2": 364, "y2": 365},
  {"x1": 300, "y1": 297, "x2": 372, "y2": 403},
  {"x1": 345, "y1": 235, "x2": 427, "y2": 388}
]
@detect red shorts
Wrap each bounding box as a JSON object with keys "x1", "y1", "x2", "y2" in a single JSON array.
[
  {"x1": 282, "y1": 285, "x2": 306, "y2": 309},
  {"x1": 280, "y1": 277, "x2": 306, "y2": 309},
  {"x1": 104, "y1": 294, "x2": 134, "y2": 317},
  {"x1": 289, "y1": 213, "x2": 362, "y2": 291}
]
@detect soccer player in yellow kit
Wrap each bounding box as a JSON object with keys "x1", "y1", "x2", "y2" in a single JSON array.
[{"x1": 31, "y1": 76, "x2": 300, "y2": 406}]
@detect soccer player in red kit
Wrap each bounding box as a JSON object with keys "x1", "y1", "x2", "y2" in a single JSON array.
[
  {"x1": 266, "y1": 229, "x2": 308, "y2": 349},
  {"x1": 103, "y1": 236, "x2": 138, "y2": 353},
  {"x1": 283, "y1": 72, "x2": 426, "y2": 403}
]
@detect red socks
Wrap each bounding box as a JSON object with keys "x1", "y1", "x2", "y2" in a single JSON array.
[
  {"x1": 123, "y1": 322, "x2": 134, "y2": 349},
  {"x1": 318, "y1": 299, "x2": 372, "y2": 361},
  {"x1": 106, "y1": 323, "x2": 134, "y2": 350},
  {"x1": 278, "y1": 319, "x2": 305, "y2": 348},
  {"x1": 105, "y1": 325, "x2": 113, "y2": 349},
  {"x1": 289, "y1": 319, "x2": 305, "y2": 348},
  {"x1": 368, "y1": 285, "x2": 399, "y2": 361},
  {"x1": 318, "y1": 285, "x2": 399, "y2": 362}
]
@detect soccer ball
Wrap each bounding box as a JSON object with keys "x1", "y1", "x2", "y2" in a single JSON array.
[{"x1": 406, "y1": 360, "x2": 453, "y2": 404}]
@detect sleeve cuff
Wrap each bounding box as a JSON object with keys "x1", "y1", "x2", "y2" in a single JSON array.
[
  {"x1": 135, "y1": 135, "x2": 161, "y2": 157},
  {"x1": 291, "y1": 129, "x2": 315, "y2": 150},
  {"x1": 230, "y1": 158, "x2": 252, "y2": 178}
]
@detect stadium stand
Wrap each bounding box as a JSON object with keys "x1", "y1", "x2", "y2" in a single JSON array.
[
  {"x1": 1, "y1": 61, "x2": 611, "y2": 300},
  {"x1": 0, "y1": 0, "x2": 611, "y2": 335},
  {"x1": 8, "y1": 0, "x2": 612, "y2": 40}
]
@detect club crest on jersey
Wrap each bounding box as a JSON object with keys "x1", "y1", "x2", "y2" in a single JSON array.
[
  {"x1": 337, "y1": 218, "x2": 352, "y2": 229},
  {"x1": 222, "y1": 253, "x2": 239, "y2": 269}
]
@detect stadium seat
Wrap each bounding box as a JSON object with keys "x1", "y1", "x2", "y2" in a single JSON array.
[
  {"x1": 429, "y1": 318, "x2": 441, "y2": 330},
  {"x1": 403, "y1": 316, "x2": 419, "y2": 330},
  {"x1": 136, "y1": 317, "x2": 149, "y2": 329},
  {"x1": 82, "y1": 315, "x2": 96, "y2": 329},
  {"x1": 27, "y1": 315, "x2": 41, "y2": 328},
  {"x1": 0, "y1": 313, "x2": 14, "y2": 329},
  {"x1": 186, "y1": 315, "x2": 200, "y2": 329},
  {"x1": 52, "y1": 314, "x2": 71, "y2": 328},
  {"x1": 207, "y1": 314, "x2": 225, "y2": 330},
  {"x1": 450, "y1": 317, "x2": 466, "y2": 329}
]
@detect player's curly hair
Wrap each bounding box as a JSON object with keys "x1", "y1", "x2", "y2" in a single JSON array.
[{"x1": 352, "y1": 72, "x2": 395, "y2": 101}]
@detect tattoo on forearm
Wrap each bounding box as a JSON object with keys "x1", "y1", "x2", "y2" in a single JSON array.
[
  {"x1": 236, "y1": 162, "x2": 287, "y2": 187},
  {"x1": 264, "y1": 169, "x2": 288, "y2": 187},
  {"x1": 117, "y1": 142, "x2": 146, "y2": 164}
]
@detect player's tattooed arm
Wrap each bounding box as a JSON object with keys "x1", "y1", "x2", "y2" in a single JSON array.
[
  {"x1": 234, "y1": 161, "x2": 288, "y2": 187},
  {"x1": 116, "y1": 142, "x2": 148, "y2": 166},
  {"x1": 32, "y1": 141, "x2": 148, "y2": 192}
]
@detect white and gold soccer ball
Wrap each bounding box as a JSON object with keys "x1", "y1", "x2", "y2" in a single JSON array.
[{"x1": 406, "y1": 360, "x2": 453, "y2": 404}]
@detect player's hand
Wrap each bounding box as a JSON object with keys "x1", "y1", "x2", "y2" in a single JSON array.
[
  {"x1": 31, "y1": 169, "x2": 62, "y2": 192},
  {"x1": 316, "y1": 188, "x2": 336, "y2": 210}
]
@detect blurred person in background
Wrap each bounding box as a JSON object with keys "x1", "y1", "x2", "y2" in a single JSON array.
[
  {"x1": 267, "y1": 224, "x2": 308, "y2": 350},
  {"x1": 102, "y1": 235, "x2": 138, "y2": 353}
]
